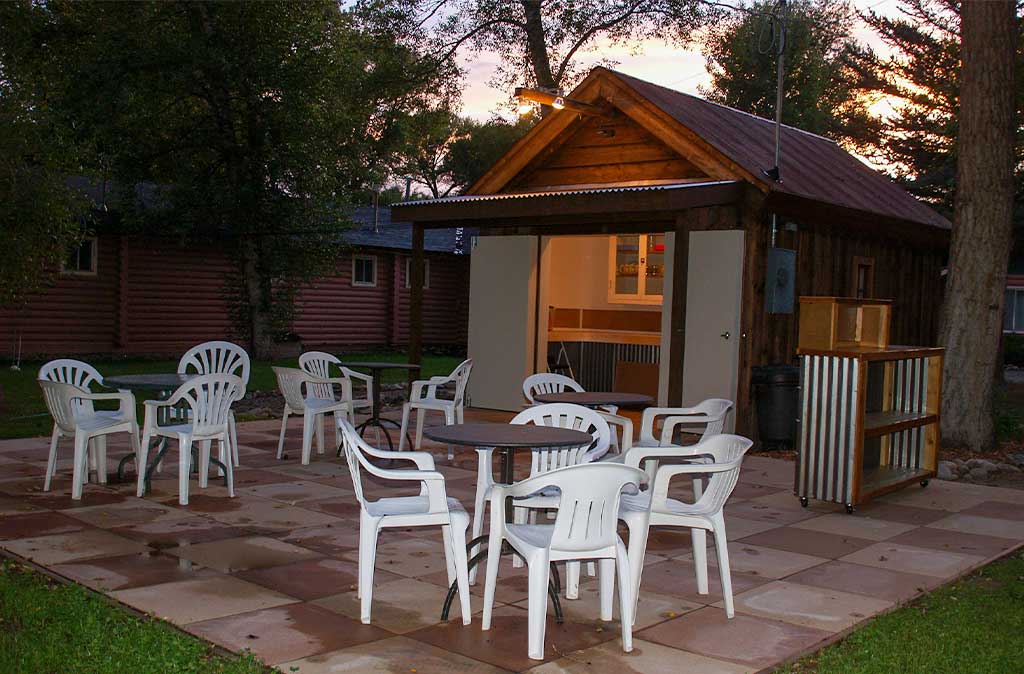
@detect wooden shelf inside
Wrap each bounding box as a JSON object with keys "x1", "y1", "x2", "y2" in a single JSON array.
[
  {"x1": 863, "y1": 411, "x2": 939, "y2": 437},
  {"x1": 859, "y1": 465, "x2": 933, "y2": 500}
]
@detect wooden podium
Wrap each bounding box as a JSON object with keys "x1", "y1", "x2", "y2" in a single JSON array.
[{"x1": 795, "y1": 297, "x2": 943, "y2": 513}]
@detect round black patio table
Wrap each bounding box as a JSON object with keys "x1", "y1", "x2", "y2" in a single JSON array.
[
  {"x1": 532, "y1": 391, "x2": 653, "y2": 408},
  {"x1": 423, "y1": 421, "x2": 594, "y2": 622},
  {"x1": 104, "y1": 373, "x2": 227, "y2": 492},
  {"x1": 341, "y1": 361, "x2": 420, "y2": 451}
]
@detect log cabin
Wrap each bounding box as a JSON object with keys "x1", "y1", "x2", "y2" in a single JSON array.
[{"x1": 392, "y1": 67, "x2": 950, "y2": 436}]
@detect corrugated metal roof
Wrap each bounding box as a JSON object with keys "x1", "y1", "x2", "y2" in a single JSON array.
[
  {"x1": 345, "y1": 206, "x2": 469, "y2": 253},
  {"x1": 396, "y1": 180, "x2": 741, "y2": 207},
  {"x1": 608, "y1": 70, "x2": 949, "y2": 230}
]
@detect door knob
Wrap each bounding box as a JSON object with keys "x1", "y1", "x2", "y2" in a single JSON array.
[{"x1": 721, "y1": 331, "x2": 730, "y2": 339}]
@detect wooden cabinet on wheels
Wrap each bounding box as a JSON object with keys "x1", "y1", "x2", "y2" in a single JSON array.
[{"x1": 794, "y1": 297, "x2": 943, "y2": 513}]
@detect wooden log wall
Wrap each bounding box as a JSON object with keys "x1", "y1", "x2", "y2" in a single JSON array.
[{"x1": 1, "y1": 235, "x2": 471, "y2": 359}]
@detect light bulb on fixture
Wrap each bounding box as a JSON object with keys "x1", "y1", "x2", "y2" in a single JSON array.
[
  {"x1": 552, "y1": 96, "x2": 565, "y2": 110},
  {"x1": 517, "y1": 100, "x2": 534, "y2": 116}
]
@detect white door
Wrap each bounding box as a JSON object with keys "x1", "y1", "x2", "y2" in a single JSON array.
[{"x1": 682, "y1": 230, "x2": 744, "y2": 431}]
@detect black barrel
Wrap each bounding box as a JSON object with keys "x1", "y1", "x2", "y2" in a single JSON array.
[{"x1": 752, "y1": 364, "x2": 800, "y2": 449}]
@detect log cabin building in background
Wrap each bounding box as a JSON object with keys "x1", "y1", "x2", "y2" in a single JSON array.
[
  {"x1": 394, "y1": 67, "x2": 950, "y2": 436},
  {"x1": 0, "y1": 206, "x2": 470, "y2": 359}
]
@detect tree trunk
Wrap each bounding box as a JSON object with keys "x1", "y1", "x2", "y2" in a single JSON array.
[
  {"x1": 240, "y1": 237, "x2": 275, "y2": 360},
  {"x1": 939, "y1": 0, "x2": 1016, "y2": 451},
  {"x1": 521, "y1": 0, "x2": 557, "y2": 93}
]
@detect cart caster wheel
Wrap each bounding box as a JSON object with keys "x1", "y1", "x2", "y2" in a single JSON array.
[
  {"x1": 920, "y1": 479, "x2": 929, "y2": 488},
  {"x1": 799, "y1": 497, "x2": 809, "y2": 508},
  {"x1": 845, "y1": 504, "x2": 855, "y2": 514}
]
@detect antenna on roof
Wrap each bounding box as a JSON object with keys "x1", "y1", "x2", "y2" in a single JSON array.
[{"x1": 761, "y1": 0, "x2": 786, "y2": 184}]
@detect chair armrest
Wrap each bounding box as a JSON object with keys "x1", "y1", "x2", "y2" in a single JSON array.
[
  {"x1": 359, "y1": 444, "x2": 436, "y2": 471},
  {"x1": 651, "y1": 462, "x2": 732, "y2": 505},
  {"x1": 622, "y1": 443, "x2": 707, "y2": 470},
  {"x1": 77, "y1": 391, "x2": 136, "y2": 420},
  {"x1": 659, "y1": 414, "x2": 712, "y2": 445},
  {"x1": 639, "y1": 407, "x2": 701, "y2": 445}
]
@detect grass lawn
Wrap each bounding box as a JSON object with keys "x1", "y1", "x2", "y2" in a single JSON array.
[
  {"x1": 0, "y1": 351, "x2": 462, "y2": 439},
  {"x1": 0, "y1": 560, "x2": 272, "y2": 674},
  {"x1": 779, "y1": 548, "x2": 1024, "y2": 674}
]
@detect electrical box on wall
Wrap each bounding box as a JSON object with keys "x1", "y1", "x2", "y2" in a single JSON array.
[{"x1": 765, "y1": 248, "x2": 796, "y2": 314}]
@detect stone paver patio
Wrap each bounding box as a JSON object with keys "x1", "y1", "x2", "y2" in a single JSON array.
[{"x1": 2, "y1": 408, "x2": 1024, "y2": 673}]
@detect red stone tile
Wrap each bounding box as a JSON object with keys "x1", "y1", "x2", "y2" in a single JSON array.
[
  {"x1": 960, "y1": 501, "x2": 1024, "y2": 522},
  {"x1": 724, "y1": 500, "x2": 820, "y2": 525},
  {"x1": 409, "y1": 605, "x2": 615, "y2": 671},
  {"x1": 236, "y1": 557, "x2": 399, "y2": 601},
  {"x1": 852, "y1": 502, "x2": 949, "y2": 526},
  {"x1": 0, "y1": 511, "x2": 85, "y2": 540},
  {"x1": 231, "y1": 469, "x2": 296, "y2": 488},
  {"x1": 189, "y1": 603, "x2": 390, "y2": 665},
  {"x1": 636, "y1": 559, "x2": 768, "y2": 604},
  {"x1": 737, "y1": 526, "x2": 876, "y2": 559},
  {"x1": 887, "y1": 526, "x2": 1016, "y2": 558},
  {"x1": 28, "y1": 489, "x2": 128, "y2": 510},
  {"x1": 637, "y1": 606, "x2": 832, "y2": 669},
  {"x1": 53, "y1": 552, "x2": 219, "y2": 591},
  {"x1": 112, "y1": 517, "x2": 255, "y2": 550},
  {"x1": 784, "y1": 560, "x2": 939, "y2": 602}
]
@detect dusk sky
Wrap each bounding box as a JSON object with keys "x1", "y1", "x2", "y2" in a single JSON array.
[{"x1": 458, "y1": 0, "x2": 902, "y2": 121}]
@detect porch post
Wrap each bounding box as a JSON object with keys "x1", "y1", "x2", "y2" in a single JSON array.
[
  {"x1": 409, "y1": 223, "x2": 425, "y2": 365},
  {"x1": 667, "y1": 212, "x2": 692, "y2": 405}
]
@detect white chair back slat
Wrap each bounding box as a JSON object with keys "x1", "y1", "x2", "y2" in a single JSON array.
[
  {"x1": 511, "y1": 402, "x2": 610, "y2": 469},
  {"x1": 38, "y1": 380, "x2": 83, "y2": 433},
  {"x1": 532, "y1": 464, "x2": 644, "y2": 554},
  {"x1": 299, "y1": 351, "x2": 341, "y2": 400},
  {"x1": 522, "y1": 373, "x2": 584, "y2": 404},
  {"x1": 179, "y1": 341, "x2": 251, "y2": 397},
  {"x1": 272, "y1": 367, "x2": 309, "y2": 412},
  {"x1": 691, "y1": 435, "x2": 750, "y2": 513},
  {"x1": 39, "y1": 359, "x2": 103, "y2": 417},
  {"x1": 171, "y1": 373, "x2": 243, "y2": 436},
  {"x1": 451, "y1": 358, "x2": 474, "y2": 405}
]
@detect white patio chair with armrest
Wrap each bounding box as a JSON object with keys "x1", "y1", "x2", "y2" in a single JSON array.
[
  {"x1": 298, "y1": 351, "x2": 374, "y2": 423},
  {"x1": 522, "y1": 372, "x2": 634, "y2": 454},
  {"x1": 481, "y1": 463, "x2": 647, "y2": 661},
  {"x1": 38, "y1": 380, "x2": 140, "y2": 498},
  {"x1": 338, "y1": 420, "x2": 472, "y2": 626},
  {"x1": 38, "y1": 359, "x2": 133, "y2": 490},
  {"x1": 273, "y1": 366, "x2": 353, "y2": 465},
  {"x1": 135, "y1": 373, "x2": 243, "y2": 506},
  {"x1": 470, "y1": 403, "x2": 610, "y2": 592},
  {"x1": 399, "y1": 358, "x2": 473, "y2": 456},
  {"x1": 299, "y1": 351, "x2": 369, "y2": 450},
  {"x1": 178, "y1": 341, "x2": 250, "y2": 468},
  {"x1": 617, "y1": 434, "x2": 752, "y2": 620}
]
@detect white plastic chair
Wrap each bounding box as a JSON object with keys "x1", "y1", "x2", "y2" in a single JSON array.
[
  {"x1": 135, "y1": 373, "x2": 243, "y2": 506},
  {"x1": 523, "y1": 372, "x2": 634, "y2": 454},
  {"x1": 298, "y1": 351, "x2": 373, "y2": 420},
  {"x1": 178, "y1": 341, "x2": 250, "y2": 468},
  {"x1": 273, "y1": 366, "x2": 354, "y2": 465},
  {"x1": 470, "y1": 403, "x2": 610, "y2": 590},
  {"x1": 38, "y1": 359, "x2": 137, "y2": 492},
  {"x1": 338, "y1": 419, "x2": 472, "y2": 626},
  {"x1": 636, "y1": 398, "x2": 733, "y2": 448},
  {"x1": 399, "y1": 358, "x2": 473, "y2": 455},
  {"x1": 38, "y1": 379, "x2": 140, "y2": 499},
  {"x1": 618, "y1": 434, "x2": 752, "y2": 620},
  {"x1": 481, "y1": 463, "x2": 647, "y2": 661}
]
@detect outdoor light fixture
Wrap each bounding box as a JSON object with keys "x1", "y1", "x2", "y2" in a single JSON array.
[
  {"x1": 513, "y1": 87, "x2": 613, "y2": 118},
  {"x1": 517, "y1": 101, "x2": 535, "y2": 116}
]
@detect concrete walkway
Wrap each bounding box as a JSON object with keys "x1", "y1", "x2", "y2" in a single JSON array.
[{"x1": 1, "y1": 410, "x2": 1023, "y2": 673}]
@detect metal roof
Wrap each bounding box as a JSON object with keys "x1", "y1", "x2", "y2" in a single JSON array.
[
  {"x1": 345, "y1": 206, "x2": 468, "y2": 253},
  {"x1": 395, "y1": 180, "x2": 741, "y2": 208},
  {"x1": 608, "y1": 70, "x2": 950, "y2": 230}
]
